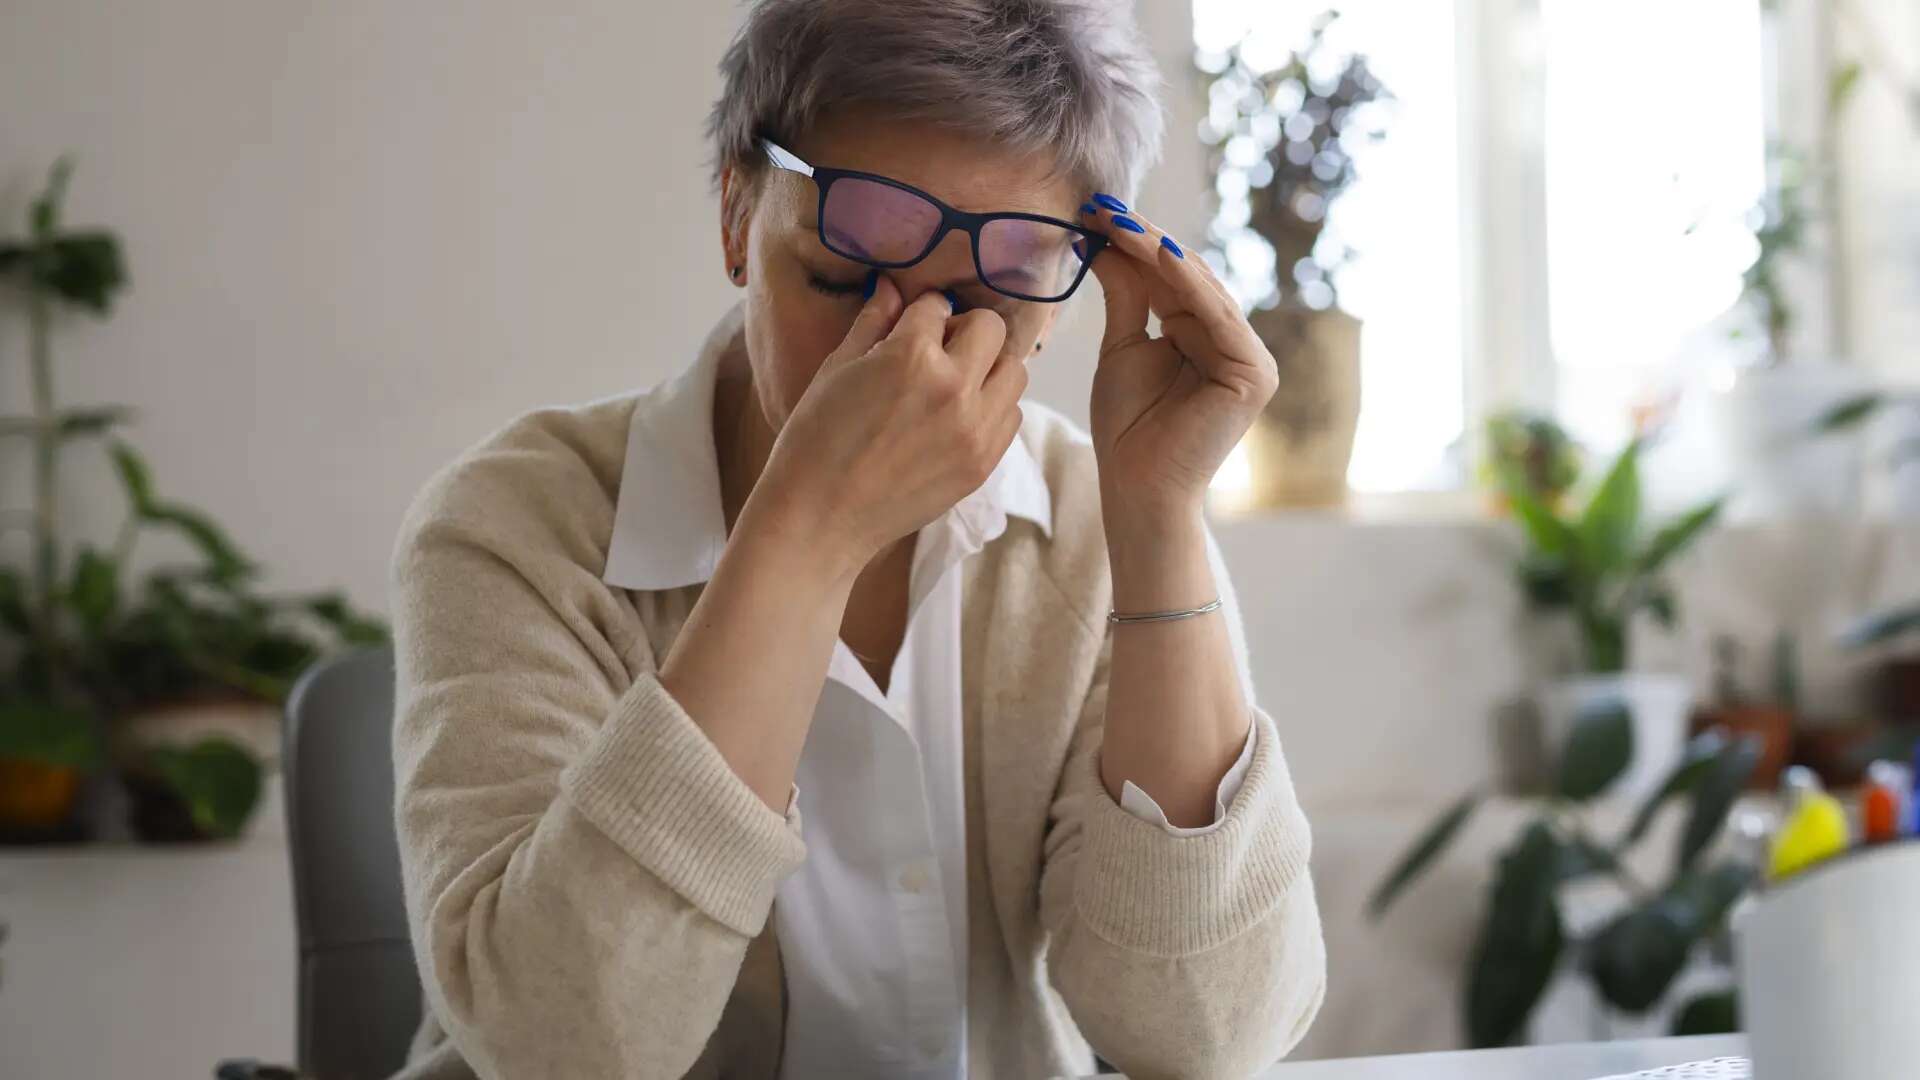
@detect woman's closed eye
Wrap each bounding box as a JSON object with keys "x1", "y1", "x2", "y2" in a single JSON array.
[{"x1": 806, "y1": 271, "x2": 867, "y2": 299}]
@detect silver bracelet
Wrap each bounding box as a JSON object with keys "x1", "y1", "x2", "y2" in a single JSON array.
[{"x1": 1106, "y1": 597, "x2": 1223, "y2": 625}]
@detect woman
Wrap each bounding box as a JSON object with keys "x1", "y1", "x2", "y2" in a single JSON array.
[{"x1": 389, "y1": 2, "x2": 1324, "y2": 1078}]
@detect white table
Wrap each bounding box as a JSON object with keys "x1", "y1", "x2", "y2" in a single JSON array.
[{"x1": 1092, "y1": 1035, "x2": 1749, "y2": 1079}]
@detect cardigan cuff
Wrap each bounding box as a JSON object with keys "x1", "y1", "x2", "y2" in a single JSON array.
[
  {"x1": 562, "y1": 671, "x2": 807, "y2": 938},
  {"x1": 1076, "y1": 706, "x2": 1312, "y2": 957}
]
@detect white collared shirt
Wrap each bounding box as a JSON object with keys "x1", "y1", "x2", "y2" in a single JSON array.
[{"x1": 601, "y1": 306, "x2": 1254, "y2": 1080}]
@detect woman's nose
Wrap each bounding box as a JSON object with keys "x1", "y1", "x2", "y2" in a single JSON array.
[{"x1": 882, "y1": 229, "x2": 978, "y2": 305}]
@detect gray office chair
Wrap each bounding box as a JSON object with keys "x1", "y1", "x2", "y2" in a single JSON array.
[{"x1": 279, "y1": 645, "x2": 421, "y2": 1078}]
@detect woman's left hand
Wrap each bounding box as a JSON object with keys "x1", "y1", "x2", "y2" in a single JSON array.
[{"x1": 1079, "y1": 198, "x2": 1277, "y2": 519}]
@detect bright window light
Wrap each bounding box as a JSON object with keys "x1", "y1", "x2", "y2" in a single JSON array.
[
  {"x1": 1195, "y1": 0, "x2": 1466, "y2": 493},
  {"x1": 1541, "y1": 0, "x2": 1765, "y2": 451}
]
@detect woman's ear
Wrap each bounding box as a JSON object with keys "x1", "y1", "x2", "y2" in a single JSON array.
[{"x1": 718, "y1": 164, "x2": 754, "y2": 287}]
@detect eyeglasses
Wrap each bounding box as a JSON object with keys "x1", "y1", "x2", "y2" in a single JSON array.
[{"x1": 759, "y1": 136, "x2": 1106, "y2": 304}]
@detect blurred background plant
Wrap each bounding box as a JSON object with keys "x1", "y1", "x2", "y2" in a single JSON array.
[
  {"x1": 1199, "y1": 8, "x2": 1392, "y2": 312},
  {"x1": 1479, "y1": 410, "x2": 1583, "y2": 516},
  {"x1": 0, "y1": 158, "x2": 385, "y2": 844},
  {"x1": 1369, "y1": 721, "x2": 1763, "y2": 1047},
  {"x1": 1506, "y1": 441, "x2": 1724, "y2": 675}
]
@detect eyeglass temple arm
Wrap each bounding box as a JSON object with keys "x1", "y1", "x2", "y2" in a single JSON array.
[{"x1": 760, "y1": 138, "x2": 813, "y2": 178}]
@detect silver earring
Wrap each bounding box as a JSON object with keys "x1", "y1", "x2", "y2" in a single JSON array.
[{"x1": 729, "y1": 265, "x2": 744, "y2": 281}]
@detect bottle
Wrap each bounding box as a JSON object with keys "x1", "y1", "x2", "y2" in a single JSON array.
[
  {"x1": 1862, "y1": 761, "x2": 1905, "y2": 845},
  {"x1": 1768, "y1": 765, "x2": 1850, "y2": 881}
]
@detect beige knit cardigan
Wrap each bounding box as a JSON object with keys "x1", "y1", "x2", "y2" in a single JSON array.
[{"x1": 387, "y1": 388, "x2": 1326, "y2": 1080}]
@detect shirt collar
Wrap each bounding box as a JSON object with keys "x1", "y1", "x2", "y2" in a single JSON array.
[{"x1": 602, "y1": 303, "x2": 1052, "y2": 591}]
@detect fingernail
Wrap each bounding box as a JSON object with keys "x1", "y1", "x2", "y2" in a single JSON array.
[
  {"x1": 1092, "y1": 193, "x2": 1129, "y2": 213},
  {"x1": 1160, "y1": 234, "x2": 1184, "y2": 258},
  {"x1": 1112, "y1": 215, "x2": 1146, "y2": 234},
  {"x1": 941, "y1": 287, "x2": 960, "y2": 312},
  {"x1": 1079, "y1": 202, "x2": 1098, "y2": 216},
  {"x1": 860, "y1": 268, "x2": 878, "y2": 300}
]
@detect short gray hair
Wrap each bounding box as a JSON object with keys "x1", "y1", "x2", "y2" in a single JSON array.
[{"x1": 708, "y1": 0, "x2": 1165, "y2": 203}]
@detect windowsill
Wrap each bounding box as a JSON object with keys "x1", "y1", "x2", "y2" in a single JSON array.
[{"x1": 1207, "y1": 487, "x2": 1493, "y2": 527}]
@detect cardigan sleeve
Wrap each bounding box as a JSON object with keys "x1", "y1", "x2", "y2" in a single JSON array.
[
  {"x1": 390, "y1": 466, "x2": 805, "y2": 1079},
  {"x1": 1037, "y1": 526, "x2": 1327, "y2": 1080}
]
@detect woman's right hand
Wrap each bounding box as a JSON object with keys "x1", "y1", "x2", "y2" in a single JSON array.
[{"x1": 755, "y1": 275, "x2": 1026, "y2": 574}]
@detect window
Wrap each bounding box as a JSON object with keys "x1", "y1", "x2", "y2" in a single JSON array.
[
  {"x1": 1194, "y1": 0, "x2": 1769, "y2": 494},
  {"x1": 1195, "y1": 0, "x2": 1467, "y2": 493},
  {"x1": 1541, "y1": 0, "x2": 1767, "y2": 451}
]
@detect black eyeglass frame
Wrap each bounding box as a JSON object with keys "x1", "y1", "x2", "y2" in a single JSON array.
[{"x1": 759, "y1": 135, "x2": 1107, "y2": 304}]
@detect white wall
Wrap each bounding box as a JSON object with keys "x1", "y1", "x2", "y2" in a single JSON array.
[{"x1": 0, "y1": 0, "x2": 1205, "y2": 611}]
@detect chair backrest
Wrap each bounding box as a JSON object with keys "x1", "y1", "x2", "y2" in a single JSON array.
[{"x1": 282, "y1": 645, "x2": 420, "y2": 1079}]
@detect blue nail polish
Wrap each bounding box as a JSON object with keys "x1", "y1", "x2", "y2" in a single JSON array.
[
  {"x1": 1079, "y1": 202, "x2": 1098, "y2": 216},
  {"x1": 1160, "y1": 234, "x2": 1184, "y2": 258},
  {"x1": 941, "y1": 287, "x2": 960, "y2": 312},
  {"x1": 1112, "y1": 215, "x2": 1146, "y2": 234},
  {"x1": 860, "y1": 268, "x2": 878, "y2": 300},
  {"x1": 1092, "y1": 192, "x2": 1129, "y2": 213}
]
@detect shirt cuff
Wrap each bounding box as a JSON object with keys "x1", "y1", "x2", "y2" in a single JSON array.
[{"x1": 1117, "y1": 712, "x2": 1258, "y2": 836}]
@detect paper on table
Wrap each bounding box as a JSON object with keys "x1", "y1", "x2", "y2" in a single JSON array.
[{"x1": 1591, "y1": 1058, "x2": 1750, "y2": 1080}]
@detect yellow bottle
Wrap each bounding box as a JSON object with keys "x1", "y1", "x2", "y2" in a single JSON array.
[{"x1": 1768, "y1": 766, "x2": 1850, "y2": 882}]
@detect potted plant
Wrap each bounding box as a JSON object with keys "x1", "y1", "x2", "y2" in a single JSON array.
[
  {"x1": 1370, "y1": 723, "x2": 1763, "y2": 1046},
  {"x1": 1690, "y1": 634, "x2": 1796, "y2": 790},
  {"x1": 1506, "y1": 440, "x2": 1724, "y2": 799},
  {"x1": 1479, "y1": 410, "x2": 1583, "y2": 517},
  {"x1": 0, "y1": 158, "x2": 385, "y2": 843},
  {"x1": 1200, "y1": 11, "x2": 1391, "y2": 507}
]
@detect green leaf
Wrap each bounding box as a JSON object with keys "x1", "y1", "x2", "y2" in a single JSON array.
[
  {"x1": 1369, "y1": 791, "x2": 1482, "y2": 919},
  {"x1": 1555, "y1": 834, "x2": 1620, "y2": 881},
  {"x1": 0, "y1": 699, "x2": 100, "y2": 769},
  {"x1": 146, "y1": 501, "x2": 254, "y2": 585},
  {"x1": 1624, "y1": 731, "x2": 1726, "y2": 846},
  {"x1": 1584, "y1": 897, "x2": 1696, "y2": 1013},
  {"x1": 145, "y1": 737, "x2": 263, "y2": 839},
  {"x1": 28, "y1": 157, "x2": 73, "y2": 239},
  {"x1": 1670, "y1": 860, "x2": 1758, "y2": 931},
  {"x1": 1839, "y1": 603, "x2": 1920, "y2": 649},
  {"x1": 303, "y1": 592, "x2": 390, "y2": 646},
  {"x1": 1676, "y1": 734, "x2": 1763, "y2": 874},
  {"x1": 1465, "y1": 822, "x2": 1564, "y2": 1048},
  {"x1": 1517, "y1": 555, "x2": 1574, "y2": 610},
  {"x1": 0, "y1": 567, "x2": 28, "y2": 633},
  {"x1": 1829, "y1": 61, "x2": 1865, "y2": 117},
  {"x1": 67, "y1": 546, "x2": 119, "y2": 629},
  {"x1": 109, "y1": 440, "x2": 157, "y2": 514},
  {"x1": 1635, "y1": 498, "x2": 1724, "y2": 578},
  {"x1": 30, "y1": 232, "x2": 128, "y2": 314},
  {"x1": 59, "y1": 406, "x2": 133, "y2": 439},
  {"x1": 1671, "y1": 990, "x2": 1740, "y2": 1036},
  {"x1": 1644, "y1": 585, "x2": 1677, "y2": 630},
  {"x1": 1557, "y1": 702, "x2": 1634, "y2": 802},
  {"x1": 1812, "y1": 392, "x2": 1881, "y2": 434},
  {"x1": 1578, "y1": 442, "x2": 1642, "y2": 574},
  {"x1": 1506, "y1": 481, "x2": 1580, "y2": 561}
]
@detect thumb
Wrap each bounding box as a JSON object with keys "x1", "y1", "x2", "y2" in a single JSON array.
[
  {"x1": 1088, "y1": 248, "x2": 1151, "y2": 359},
  {"x1": 824, "y1": 271, "x2": 903, "y2": 370}
]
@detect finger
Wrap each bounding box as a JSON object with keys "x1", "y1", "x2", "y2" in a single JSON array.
[
  {"x1": 826, "y1": 271, "x2": 905, "y2": 368},
  {"x1": 1083, "y1": 204, "x2": 1265, "y2": 366},
  {"x1": 1080, "y1": 202, "x2": 1236, "y2": 320},
  {"x1": 946, "y1": 308, "x2": 1008, "y2": 383},
  {"x1": 885, "y1": 286, "x2": 959, "y2": 349},
  {"x1": 1162, "y1": 312, "x2": 1276, "y2": 397},
  {"x1": 1086, "y1": 246, "x2": 1152, "y2": 360}
]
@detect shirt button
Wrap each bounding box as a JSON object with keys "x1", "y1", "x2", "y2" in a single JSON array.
[{"x1": 898, "y1": 865, "x2": 930, "y2": 894}]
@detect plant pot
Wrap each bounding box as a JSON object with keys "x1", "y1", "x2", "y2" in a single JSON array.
[
  {"x1": 1691, "y1": 704, "x2": 1795, "y2": 790},
  {"x1": 113, "y1": 694, "x2": 277, "y2": 843},
  {"x1": 1243, "y1": 305, "x2": 1361, "y2": 508},
  {"x1": 0, "y1": 758, "x2": 88, "y2": 844},
  {"x1": 1791, "y1": 724, "x2": 1881, "y2": 789},
  {"x1": 1537, "y1": 673, "x2": 1693, "y2": 801},
  {"x1": 1712, "y1": 362, "x2": 1871, "y2": 520}
]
